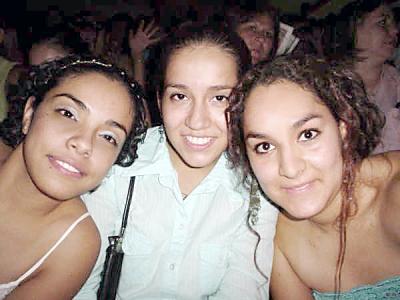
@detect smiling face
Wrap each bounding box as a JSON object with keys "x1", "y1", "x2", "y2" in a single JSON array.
[
  {"x1": 243, "y1": 81, "x2": 346, "y2": 220},
  {"x1": 356, "y1": 5, "x2": 398, "y2": 63},
  {"x1": 236, "y1": 13, "x2": 274, "y2": 64},
  {"x1": 22, "y1": 72, "x2": 134, "y2": 200},
  {"x1": 160, "y1": 44, "x2": 238, "y2": 173}
]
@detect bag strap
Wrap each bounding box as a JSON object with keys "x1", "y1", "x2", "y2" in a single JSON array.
[{"x1": 118, "y1": 176, "x2": 136, "y2": 238}]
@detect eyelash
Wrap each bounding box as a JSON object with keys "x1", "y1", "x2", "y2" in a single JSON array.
[
  {"x1": 101, "y1": 133, "x2": 118, "y2": 146},
  {"x1": 299, "y1": 129, "x2": 320, "y2": 141},
  {"x1": 171, "y1": 93, "x2": 188, "y2": 101},
  {"x1": 254, "y1": 142, "x2": 274, "y2": 154},
  {"x1": 56, "y1": 108, "x2": 76, "y2": 120},
  {"x1": 253, "y1": 129, "x2": 320, "y2": 154},
  {"x1": 213, "y1": 95, "x2": 229, "y2": 102}
]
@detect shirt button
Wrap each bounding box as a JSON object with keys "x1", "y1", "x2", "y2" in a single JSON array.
[{"x1": 169, "y1": 264, "x2": 175, "y2": 270}]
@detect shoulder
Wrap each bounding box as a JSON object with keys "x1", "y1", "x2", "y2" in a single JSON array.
[
  {"x1": 361, "y1": 152, "x2": 400, "y2": 241},
  {"x1": 383, "y1": 64, "x2": 400, "y2": 81},
  {"x1": 358, "y1": 152, "x2": 400, "y2": 186}
]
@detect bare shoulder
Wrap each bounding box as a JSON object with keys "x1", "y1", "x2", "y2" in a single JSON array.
[
  {"x1": 358, "y1": 151, "x2": 400, "y2": 186},
  {"x1": 8, "y1": 206, "x2": 100, "y2": 299},
  {"x1": 365, "y1": 152, "x2": 400, "y2": 242}
]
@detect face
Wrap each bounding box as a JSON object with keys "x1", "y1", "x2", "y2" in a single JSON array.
[
  {"x1": 22, "y1": 72, "x2": 134, "y2": 200},
  {"x1": 160, "y1": 44, "x2": 238, "y2": 173},
  {"x1": 29, "y1": 43, "x2": 68, "y2": 66},
  {"x1": 243, "y1": 81, "x2": 345, "y2": 220},
  {"x1": 236, "y1": 14, "x2": 274, "y2": 64},
  {"x1": 356, "y1": 5, "x2": 398, "y2": 63}
]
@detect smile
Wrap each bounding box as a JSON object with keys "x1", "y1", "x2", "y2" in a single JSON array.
[
  {"x1": 283, "y1": 181, "x2": 314, "y2": 194},
  {"x1": 185, "y1": 136, "x2": 213, "y2": 146},
  {"x1": 48, "y1": 156, "x2": 84, "y2": 178}
]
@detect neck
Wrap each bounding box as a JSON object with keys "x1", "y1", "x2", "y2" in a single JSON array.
[
  {"x1": 308, "y1": 189, "x2": 345, "y2": 232},
  {"x1": 0, "y1": 145, "x2": 61, "y2": 216},
  {"x1": 355, "y1": 55, "x2": 385, "y2": 92},
  {"x1": 166, "y1": 143, "x2": 218, "y2": 195}
]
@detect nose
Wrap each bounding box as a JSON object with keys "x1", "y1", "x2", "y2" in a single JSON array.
[
  {"x1": 67, "y1": 131, "x2": 93, "y2": 158},
  {"x1": 278, "y1": 146, "x2": 305, "y2": 179},
  {"x1": 185, "y1": 101, "x2": 210, "y2": 130}
]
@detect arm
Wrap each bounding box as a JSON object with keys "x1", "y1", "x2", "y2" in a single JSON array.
[
  {"x1": 7, "y1": 218, "x2": 100, "y2": 300},
  {"x1": 209, "y1": 197, "x2": 278, "y2": 300}
]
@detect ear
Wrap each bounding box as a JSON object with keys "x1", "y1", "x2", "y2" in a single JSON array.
[
  {"x1": 156, "y1": 90, "x2": 162, "y2": 113},
  {"x1": 338, "y1": 120, "x2": 348, "y2": 141},
  {"x1": 22, "y1": 96, "x2": 36, "y2": 135}
]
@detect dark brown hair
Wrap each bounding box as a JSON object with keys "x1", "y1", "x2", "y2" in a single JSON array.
[{"x1": 227, "y1": 55, "x2": 385, "y2": 292}]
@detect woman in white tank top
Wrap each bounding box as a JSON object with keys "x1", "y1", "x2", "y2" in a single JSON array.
[{"x1": 0, "y1": 56, "x2": 147, "y2": 299}]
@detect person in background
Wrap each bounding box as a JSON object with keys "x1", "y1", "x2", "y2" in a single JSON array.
[
  {"x1": 226, "y1": 2, "x2": 279, "y2": 65},
  {"x1": 0, "y1": 56, "x2": 147, "y2": 299},
  {"x1": 334, "y1": 0, "x2": 400, "y2": 152},
  {"x1": 28, "y1": 24, "x2": 90, "y2": 66},
  {"x1": 75, "y1": 22, "x2": 277, "y2": 300},
  {"x1": 227, "y1": 55, "x2": 399, "y2": 299}
]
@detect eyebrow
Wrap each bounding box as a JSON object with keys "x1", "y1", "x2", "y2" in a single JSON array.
[
  {"x1": 245, "y1": 113, "x2": 322, "y2": 141},
  {"x1": 53, "y1": 93, "x2": 128, "y2": 136},
  {"x1": 165, "y1": 84, "x2": 234, "y2": 91}
]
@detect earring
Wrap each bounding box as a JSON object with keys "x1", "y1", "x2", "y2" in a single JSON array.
[{"x1": 158, "y1": 125, "x2": 164, "y2": 143}]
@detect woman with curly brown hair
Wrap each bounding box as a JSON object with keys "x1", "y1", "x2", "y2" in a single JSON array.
[
  {"x1": 0, "y1": 56, "x2": 147, "y2": 299},
  {"x1": 227, "y1": 55, "x2": 400, "y2": 299}
]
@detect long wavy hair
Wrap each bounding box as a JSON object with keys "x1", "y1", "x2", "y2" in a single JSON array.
[
  {"x1": 0, "y1": 55, "x2": 147, "y2": 167},
  {"x1": 227, "y1": 55, "x2": 385, "y2": 293}
]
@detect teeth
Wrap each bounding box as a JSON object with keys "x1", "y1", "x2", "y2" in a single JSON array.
[
  {"x1": 186, "y1": 136, "x2": 211, "y2": 145},
  {"x1": 56, "y1": 160, "x2": 80, "y2": 173}
]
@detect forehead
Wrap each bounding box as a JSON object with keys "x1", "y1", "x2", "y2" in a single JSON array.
[
  {"x1": 362, "y1": 5, "x2": 392, "y2": 21},
  {"x1": 50, "y1": 72, "x2": 133, "y2": 109},
  {"x1": 165, "y1": 44, "x2": 238, "y2": 86},
  {"x1": 242, "y1": 13, "x2": 273, "y2": 28},
  {"x1": 244, "y1": 81, "x2": 331, "y2": 124}
]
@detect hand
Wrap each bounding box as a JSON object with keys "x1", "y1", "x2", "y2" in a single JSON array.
[{"x1": 129, "y1": 19, "x2": 163, "y2": 58}]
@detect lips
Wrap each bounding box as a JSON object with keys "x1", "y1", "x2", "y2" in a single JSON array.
[
  {"x1": 184, "y1": 135, "x2": 214, "y2": 149},
  {"x1": 282, "y1": 181, "x2": 314, "y2": 194},
  {"x1": 48, "y1": 155, "x2": 85, "y2": 178}
]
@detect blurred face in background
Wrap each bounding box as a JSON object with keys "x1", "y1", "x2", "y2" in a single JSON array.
[
  {"x1": 29, "y1": 42, "x2": 69, "y2": 66},
  {"x1": 356, "y1": 5, "x2": 398, "y2": 63},
  {"x1": 236, "y1": 13, "x2": 274, "y2": 64}
]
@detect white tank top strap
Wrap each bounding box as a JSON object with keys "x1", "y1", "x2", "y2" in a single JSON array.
[{"x1": 17, "y1": 212, "x2": 90, "y2": 283}]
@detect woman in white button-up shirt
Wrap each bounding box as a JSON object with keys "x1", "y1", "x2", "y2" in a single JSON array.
[{"x1": 76, "y1": 22, "x2": 278, "y2": 300}]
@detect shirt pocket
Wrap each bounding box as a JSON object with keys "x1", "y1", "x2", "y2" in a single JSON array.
[
  {"x1": 119, "y1": 229, "x2": 155, "y2": 292},
  {"x1": 199, "y1": 243, "x2": 229, "y2": 295}
]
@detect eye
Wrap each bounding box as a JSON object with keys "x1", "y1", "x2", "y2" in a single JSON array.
[
  {"x1": 264, "y1": 31, "x2": 274, "y2": 39},
  {"x1": 255, "y1": 142, "x2": 275, "y2": 154},
  {"x1": 171, "y1": 93, "x2": 188, "y2": 102},
  {"x1": 298, "y1": 129, "x2": 319, "y2": 141},
  {"x1": 100, "y1": 132, "x2": 118, "y2": 146},
  {"x1": 378, "y1": 19, "x2": 386, "y2": 27},
  {"x1": 213, "y1": 95, "x2": 229, "y2": 102},
  {"x1": 56, "y1": 108, "x2": 76, "y2": 120}
]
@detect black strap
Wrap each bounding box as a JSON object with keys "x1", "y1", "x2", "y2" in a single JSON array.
[{"x1": 119, "y1": 176, "x2": 136, "y2": 238}]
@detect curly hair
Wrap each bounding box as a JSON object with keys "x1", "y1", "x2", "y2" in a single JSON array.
[
  {"x1": 227, "y1": 54, "x2": 385, "y2": 291},
  {"x1": 0, "y1": 55, "x2": 147, "y2": 167}
]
